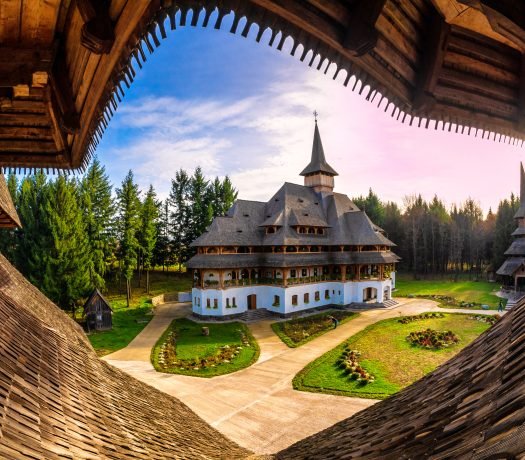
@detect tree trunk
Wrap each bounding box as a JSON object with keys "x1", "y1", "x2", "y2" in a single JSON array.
[
  {"x1": 146, "y1": 269, "x2": 150, "y2": 295},
  {"x1": 126, "y1": 278, "x2": 131, "y2": 308}
]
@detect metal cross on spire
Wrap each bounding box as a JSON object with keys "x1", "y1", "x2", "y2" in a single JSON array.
[{"x1": 313, "y1": 110, "x2": 318, "y2": 123}]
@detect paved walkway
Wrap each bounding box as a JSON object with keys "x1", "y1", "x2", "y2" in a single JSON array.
[{"x1": 104, "y1": 300, "x2": 503, "y2": 454}]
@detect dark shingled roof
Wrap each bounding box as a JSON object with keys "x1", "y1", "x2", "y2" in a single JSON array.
[
  {"x1": 300, "y1": 122, "x2": 338, "y2": 177},
  {"x1": 189, "y1": 183, "x2": 397, "y2": 258},
  {"x1": 277, "y1": 299, "x2": 525, "y2": 459},
  {"x1": 0, "y1": 254, "x2": 250, "y2": 459},
  {"x1": 504, "y1": 239, "x2": 525, "y2": 256},
  {"x1": 0, "y1": 174, "x2": 21, "y2": 229},
  {"x1": 496, "y1": 258, "x2": 525, "y2": 276},
  {"x1": 187, "y1": 251, "x2": 400, "y2": 269},
  {"x1": 83, "y1": 288, "x2": 112, "y2": 313}
]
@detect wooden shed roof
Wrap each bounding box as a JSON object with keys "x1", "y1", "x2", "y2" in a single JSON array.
[
  {"x1": 83, "y1": 287, "x2": 112, "y2": 312},
  {"x1": 0, "y1": 253, "x2": 251, "y2": 459},
  {"x1": 2, "y1": 1, "x2": 525, "y2": 170}
]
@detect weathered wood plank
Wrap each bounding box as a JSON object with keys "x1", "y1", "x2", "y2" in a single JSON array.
[
  {"x1": 0, "y1": 140, "x2": 58, "y2": 153},
  {"x1": 374, "y1": 35, "x2": 416, "y2": 85},
  {"x1": 0, "y1": 114, "x2": 51, "y2": 127},
  {"x1": 75, "y1": 53, "x2": 101, "y2": 114},
  {"x1": 449, "y1": 32, "x2": 519, "y2": 72},
  {"x1": 305, "y1": 1, "x2": 350, "y2": 26},
  {"x1": 0, "y1": 0, "x2": 22, "y2": 45},
  {"x1": 382, "y1": 1, "x2": 420, "y2": 50},
  {"x1": 0, "y1": 100, "x2": 47, "y2": 114},
  {"x1": 376, "y1": 13, "x2": 419, "y2": 65},
  {"x1": 435, "y1": 84, "x2": 518, "y2": 120},
  {"x1": 439, "y1": 67, "x2": 517, "y2": 103},
  {"x1": 444, "y1": 51, "x2": 520, "y2": 87},
  {"x1": 0, "y1": 126, "x2": 53, "y2": 140}
]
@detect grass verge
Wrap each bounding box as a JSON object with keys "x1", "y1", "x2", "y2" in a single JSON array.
[
  {"x1": 151, "y1": 318, "x2": 260, "y2": 377},
  {"x1": 394, "y1": 275, "x2": 503, "y2": 309},
  {"x1": 271, "y1": 310, "x2": 359, "y2": 348},
  {"x1": 293, "y1": 312, "x2": 492, "y2": 399}
]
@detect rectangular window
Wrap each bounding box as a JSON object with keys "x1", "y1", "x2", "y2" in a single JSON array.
[
  {"x1": 302, "y1": 268, "x2": 307, "y2": 277},
  {"x1": 292, "y1": 295, "x2": 298, "y2": 306},
  {"x1": 206, "y1": 298, "x2": 211, "y2": 308},
  {"x1": 273, "y1": 295, "x2": 280, "y2": 307},
  {"x1": 213, "y1": 299, "x2": 218, "y2": 309},
  {"x1": 304, "y1": 293, "x2": 309, "y2": 303},
  {"x1": 232, "y1": 297, "x2": 236, "y2": 307},
  {"x1": 226, "y1": 298, "x2": 230, "y2": 308},
  {"x1": 315, "y1": 291, "x2": 320, "y2": 301},
  {"x1": 325, "y1": 290, "x2": 330, "y2": 299},
  {"x1": 290, "y1": 269, "x2": 296, "y2": 278}
]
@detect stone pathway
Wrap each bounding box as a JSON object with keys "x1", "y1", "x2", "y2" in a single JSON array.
[{"x1": 103, "y1": 299, "x2": 503, "y2": 454}]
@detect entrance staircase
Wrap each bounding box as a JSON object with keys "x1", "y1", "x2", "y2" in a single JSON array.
[
  {"x1": 505, "y1": 294, "x2": 525, "y2": 311},
  {"x1": 383, "y1": 299, "x2": 398, "y2": 308},
  {"x1": 238, "y1": 308, "x2": 276, "y2": 322}
]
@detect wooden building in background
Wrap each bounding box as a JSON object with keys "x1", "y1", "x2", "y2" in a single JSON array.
[{"x1": 83, "y1": 288, "x2": 112, "y2": 331}]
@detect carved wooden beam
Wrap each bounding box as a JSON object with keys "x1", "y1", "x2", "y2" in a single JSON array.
[
  {"x1": 413, "y1": 9, "x2": 451, "y2": 111},
  {"x1": 344, "y1": 0, "x2": 387, "y2": 56},
  {"x1": 77, "y1": 0, "x2": 115, "y2": 54},
  {"x1": 49, "y1": 53, "x2": 80, "y2": 135},
  {"x1": 518, "y1": 54, "x2": 525, "y2": 131}
]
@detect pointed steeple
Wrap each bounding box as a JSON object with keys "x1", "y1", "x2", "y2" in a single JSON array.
[
  {"x1": 300, "y1": 121, "x2": 338, "y2": 177},
  {"x1": 300, "y1": 119, "x2": 338, "y2": 193},
  {"x1": 514, "y1": 162, "x2": 525, "y2": 219}
]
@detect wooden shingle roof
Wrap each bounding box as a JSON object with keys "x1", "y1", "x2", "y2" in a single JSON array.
[
  {"x1": 0, "y1": 174, "x2": 20, "y2": 228},
  {"x1": 0, "y1": 253, "x2": 250, "y2": 459},
  {"x1": 277, "y1": 298, "x2": 525, "y2": 459}
]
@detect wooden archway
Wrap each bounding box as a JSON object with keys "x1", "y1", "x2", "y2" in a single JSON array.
[{"x1": 1, "y1": 1, "x2": 525, "y2": 171}]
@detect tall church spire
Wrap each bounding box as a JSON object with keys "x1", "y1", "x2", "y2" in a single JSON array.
[
  {"x1": 514, "y1": 162, "x2": 525, "y2": 219},
  {"x1": 300, "y1": 119, "x2": 338, "y2": 193}
]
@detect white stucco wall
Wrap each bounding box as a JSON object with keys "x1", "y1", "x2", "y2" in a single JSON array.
[{"x1": 192, "y1": 274, "x2": 395, "y2": 316}]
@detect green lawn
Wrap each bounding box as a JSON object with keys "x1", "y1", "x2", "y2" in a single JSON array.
[
  {"x1": 151, "y1": 318, "x2": 260, "y2": 377},
  {"x1": 293, "y1": 313, "x2": 492, "y2": 399},
  {"x1": 394, "y1": 274, "x2": 503, "y2": 309},
  {"x1": 87, "y1": 270, "x2": 193, "y2": 356},
  {"x1": 272, "y1": 310, "x2": 359, "y2": 348}
]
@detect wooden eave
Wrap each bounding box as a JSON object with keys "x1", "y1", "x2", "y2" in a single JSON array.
[{"x1": 2, "y1": 1, "x2": 525, "y2": 171}]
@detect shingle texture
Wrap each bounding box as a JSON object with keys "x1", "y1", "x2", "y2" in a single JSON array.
[
  {"x1": 0, "y1": 254, "x2": 250, "y2": 459},
  {"x1": 0, "y1": 174, "x2": 21, "y2": 228},
  {"x1": 188, "y1": 182, "x2": 397, "y2": 269},
  {"x1": 277, "y1": 299, "x2": 525, "y2": 459}
]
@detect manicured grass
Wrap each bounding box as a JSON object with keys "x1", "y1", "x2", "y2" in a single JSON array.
[
  {"x1": 293, "y1": 313, "x2": 492, "y2": 399},
  {"x1": 151, "y1": 318, "x2": 260, "y2": 377},
  {"x1": 394, "y1": 274, "x2": 503, "y2": 309},
  {"x1": 272, "y1": 310, "x2": 359, "y2": 348},
  {"x1": 87, "y1": 271, "x2": 192, "y2": 357},
  {"x1": 87, "y1": 297, "x2": 153, "y2": 357}
]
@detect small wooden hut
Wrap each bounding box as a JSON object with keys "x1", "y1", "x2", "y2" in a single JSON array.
[{"x1": 83, "y1": 289, "x2": 113, "y2": 332}]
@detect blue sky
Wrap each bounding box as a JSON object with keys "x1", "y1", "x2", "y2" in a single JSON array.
[{"x1": 96, "y1": 13, "x2": 524, "y2": 213}]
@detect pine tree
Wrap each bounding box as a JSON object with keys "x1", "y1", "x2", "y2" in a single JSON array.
[
  {"x1": 139, "y1": 185, "x2": 159, "y2": 294},
  {"x1": 353, "y1": 188, "x2": 385, "y2": 227},
  {"x1": 188, "y1": 166, "x2": 210, "y2": 243},
  {"x1": 169, "y1": 169, "x2": 190, "y2": 270},
  {"x1": 220, "y1": 176, "x2": 238, "y2": 214},
  {"x1": 153, "y1": 199, "x2": 171, "y2": 271},
  {"x1": 41, "y1": 176, "x2": 91, "y2": 313},
  {"x1": 80, "y1": 158, "x2": 115, "y2": 290},
  {"x1": 0, "y1": 174, "x2": 19, "y2": 262},
  {"x1": 116, "y1": 170, "x2": 141, "y2": 307},
  {"x1": 16, "y1": 172, "x2": 50, "y2": 288}
]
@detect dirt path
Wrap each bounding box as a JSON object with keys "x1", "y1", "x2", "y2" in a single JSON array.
[{"x1": 103, "y1": 299, "x2": 502, "y2": 454}]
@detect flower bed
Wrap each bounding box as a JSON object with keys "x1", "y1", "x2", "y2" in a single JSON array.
[
  {"x1": 406, "y1": 328, "x2": 459, "y2": 349},
  {"x1": 152, "y1": 319, "x2": 259, "y2": 377},
  {"x1": 406, "y1": 293, "x2": 486, "y2": 309},
  {"x1": 272, "y1": 310, "x2": 358, "y2": 348},
  {"x1": 157, "y1": 330, "x2": 252, "y2": 371},
  {"x1": 468, "y1": 314, "x2": 500, "y2": 325},
  {"x1": 398, "y1": 312, "x2": 444, "y2": 324},
  {"x1": 336, "y1": 346, "x2": 374, "y2": 384}
]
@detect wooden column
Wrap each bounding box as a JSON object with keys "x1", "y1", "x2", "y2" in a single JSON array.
[
  {"x1": 283, "y1": 269, "x2": 288, "y2": 287},
  {"x1": 200, "y1": 270, "x2": 204, "y2": 288},
  {"x1": 380, "y1": 265, "x2": 384, "y2": 281},
  {"x1": 342, "y1": 265, "x2": 347, "y2": 282},
  {"x1": 219, "y1": 270, "x2": 224, "y2": 289},
  {"x1": 357, "y1": 265, "x2": 361, "y2": 281}
]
